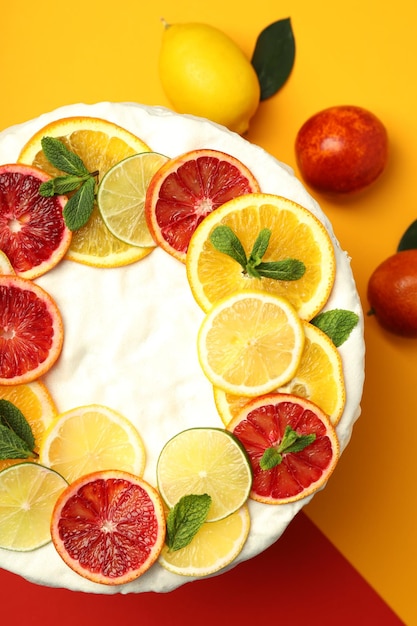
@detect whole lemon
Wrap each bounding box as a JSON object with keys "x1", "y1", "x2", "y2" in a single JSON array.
[{"x1": 159, "y1": 21, "x2": 260, "y2": 135}]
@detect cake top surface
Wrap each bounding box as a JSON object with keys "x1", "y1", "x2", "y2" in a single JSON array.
[{"x1": 0, "y1": 102, "x2": 365, "y2": 594}]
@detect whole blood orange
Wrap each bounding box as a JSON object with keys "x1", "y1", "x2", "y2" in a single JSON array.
[
  {"x1": 51, "y1": 470, "x2": 166, "y2": 585},
  {"x1": 227, "y1": 393, "x2": 339, "y2": 504},
  {"x1": 367, "y1": 249, "x2": 417, "y2": 337},
  {"x1": 145, "y1": 149, "x2": 260, "y2": 262},
  {"x1": 0, "y1": 275, "x2": 64, "y2": 385},
  {"x1": 0, "y1": 164, "x2": 71, "y2": 278}
]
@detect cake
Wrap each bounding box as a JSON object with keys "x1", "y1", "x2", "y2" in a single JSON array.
[{"x1": 0, "y1": 102, "x2": 365, "y2": 594}]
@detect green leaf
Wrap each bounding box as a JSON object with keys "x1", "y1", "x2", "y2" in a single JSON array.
[
  {"x1": 259, "y1": 425, "x2": 316, "y2": 471},
  {"x1": 166, "y1": 494, "x2": 212, "y2": 552},
  {"x1": 311, "y1": 309, "x2": 359, "y2": 347},
  {"x1": 398, "y1": 219, "x2": 417, "y2": 251},
  {"x1": 255, "y1": 258, "x2": 305, "y2": 281},
  {"x1": 260, "y1": 447, "x2": 282, "y2": 470},
  {"x1": 209, "y1": 225, "x2": 248, "y2": 269},
  {"x1": 0, "y1": 399, "x2": 35, "y2": 450},
  {"x1": 39, "y1": 174, "x2": 89, "y2": 197},
  {"x1": 0, "y1": 425, "x2": 35, "y2": 460},
  {"x1": 251, "y1": 18, "x2": 296, "y2": 101},
  {"x1": 248, "y1": 228, "x2": 271, "y2": 265},
  {"x1": 41, "y1": 137, "x2": 89, "y2": 177},
  {"x1": 63, "y1": 176, "x2": 96, "y2": 231}
]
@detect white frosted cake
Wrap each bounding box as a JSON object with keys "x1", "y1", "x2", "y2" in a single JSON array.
[{"x1": 0, "y1": 102, "x2": 365, "y2": 594}]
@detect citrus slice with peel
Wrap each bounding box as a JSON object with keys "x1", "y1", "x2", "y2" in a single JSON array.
[
  {"x1": 0, "y1": 381, "x2": 58, "y2": 471},
  {"x1": 156, "y1": 427, "x2": 252, "y2": 522},
  {"x1": 144, "y1": 149, "x2": 260, "y2": 262},
  {"x1": 214, "y1": 321, "x2": 346, "y2": 426},
  {"x1": 0, "y1": 250, "x2": 14, "y2": 274},
  {"x1": 0, "y1": 164, "x2": 71, "y2": 279},
  {"x1": 197, "y1": 290, "x2": 305, "y2": 397},
  {"x1": 227, "y1": 393, "x2": 339, "y2": 504},
  {"x1": 186, "y1": 193, "x2": 336, "y2": 320},
  {"x1": 0, "y1": 462, "x2": 68, "y2": 551},
  {"x1": 50, "y1": 470, "x2": 166, "y2": 585},
  {"x1": 0, "y1": 275, "x2": 64, "y2": 385},
  {"x1": 18, "y1": 116, "x2": 152, "y2": 268},
  {"x1": 159, "y1": 504, "x2": 250, "y2": 576},
  {"x1": 97, "y1": 152, "x2": 169, "y2": 247},
  {"x1": 39, "y1": 404, "x2": 146, "y2": 483}
]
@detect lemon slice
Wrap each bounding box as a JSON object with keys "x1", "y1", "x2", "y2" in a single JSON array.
[
  {"x1": 39, "y1": 404, "x2": 146, "y2": 483},
  {"x1": 156, "y1": 427, "x2": 252, "y2": 522},
  {"x1": 0, "y1": 462, "x2": 68, "y2": 551},
  {"x1": 197, "y1": 290, "x2": 305, "y2": 397},
  {"x1": 159, "y1": 504, "x2": 250, "y2": 576},
  {"x1": 97, "y1": 152, "x2": 169, "y2": 247}
]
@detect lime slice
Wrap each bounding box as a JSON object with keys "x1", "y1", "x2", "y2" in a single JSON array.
[
  {"x1": 156, "y1": 427, "x2": 252, "y2": 522},
  {"x1": 97, "y1": 152, "x2": 169, "y2": 247},
  {"x1": 0, "y1": 462, "x2": 68, "y2": 551}
]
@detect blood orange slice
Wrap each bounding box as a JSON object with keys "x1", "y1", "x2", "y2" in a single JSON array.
[
  {"x1": 227, "y1": 393, "x2": 339, "y2": 504},
  {"x1": 51, "y1": 470, "x2": 166, "y2": 585},
  {"x1": 0, "y1": 274, "x2": 64, "y2": 385},
  {"x1": 145, "y1": 149, "x2": 260, "y2": 262},
  {"x1": 0, "y1": 164, "x2": 71, "y2": 279}
]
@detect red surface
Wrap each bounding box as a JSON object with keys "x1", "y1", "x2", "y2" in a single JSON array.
[{"x1": 0, "y1": 512, "x2": 404, "y2": 625}]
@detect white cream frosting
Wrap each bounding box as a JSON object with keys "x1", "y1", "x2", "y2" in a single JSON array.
[{"x1": 0, "y1": 102, "x2": 365, "y2": 594}]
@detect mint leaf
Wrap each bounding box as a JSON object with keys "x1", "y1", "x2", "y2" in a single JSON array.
[
  {"x1": 251, "y1": 18, "x2": 296, "y2": 100},
  {"x1": 63, "y1": 176, "x2": 96, "y2": 231},
  {"x1": 259, "y1": 425, "x2": 316, "y2": 470},
  {"x1": 39, "y1": 174, "x2": 90, "y2": 197},
  {"x1": 260, "y1": 447, "x2": 282, "y2": 470},
  {"x1": 312, "y1": 309, "x2": 359, "y2": 347},
  {"x1": 209, "y1": 225, "x2": 247, "y2": 269},
  {"x1": 0, "y1": 425, "x2": 36, "y2": 460},
  {"x1": 0, "y1": 399, "x2": 35, "y2": 450},
  {"x1": 248, "y1": 228, "x2": 271, "y2": 265},
  {"x1": 41, "y1": 137, "x2": 89, "y2": 177},
  {"x1": 166, "y1": 494, "x2": 212, "y2": 552},
  {"x1": 255, "y1": 258, "x2": 305, "y2": 280}
]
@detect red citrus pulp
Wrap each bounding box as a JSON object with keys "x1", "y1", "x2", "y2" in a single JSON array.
[
  {"x1": 227, "y1": 393, "x2": 339, "y2": 504},
  {"x1": 0, "y1": 164, "x2": 71, "y2": 278},
  {"x1": 0, "y1": 274, "x2": 63, "y2": 385},
  {"x1": 51, "y1": 470, "x2": 166, "y2": 585},
  {"x1": 145, "y1": 149, "x2": 260, "y2": 262}
]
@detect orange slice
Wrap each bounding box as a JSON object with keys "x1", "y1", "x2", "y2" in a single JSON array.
[
  {"x1": 0, "y1": 164, "x2": 71, "y2": 279},
  {"x1": 227, "y1": 393, "x2": 339, "y2": 504},
  {"x1": 51, "y1": 470, "x2": 166, "y2": 585},
  {"x1": 0, "y1": 274, "x2": 63, "y2": 385},
  {"x1": 145, "y1": 149, "x2": 260, "y2": 262},
  {"x1": 18, "y1": 116, "x2": 153, "y2": 268},
  {"x1": 186, "y1": 193, "x2": 336, "y2": 320}
]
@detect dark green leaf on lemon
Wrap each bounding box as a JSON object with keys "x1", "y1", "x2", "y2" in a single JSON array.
[
  {"x1": 311, "y1": 309, "x2": 359, "y2": 347},
  {"x1": 209, "y1": 225, "x2": 305, "y2": 281},
  {"x1": 0, "y1": 400, "x2": 37, "y2": 460},
  {"x1": 251, "y1": 18, "x2": 296, "y2": 101},
  {"x1": 398, "y1": 218, "x2": 417, "y2": 251},
  {"x1": 63, "y1": 175, "x2": 96, "y2": 231},
  {"x1": 40, "y1": 174, "x2": 92, "y2": 197},
  {"x1": 40, "y1": 137, "x2": 89, "y2": 177},
  {"x1": 260, "y1": 425, "x2": 316, "y2": 470},
  {"x1": 166, "y1": 493, "x2": 212, "y2": 552}
]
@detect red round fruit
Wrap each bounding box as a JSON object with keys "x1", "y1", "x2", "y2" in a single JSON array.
[
  {"x1": 367, "y1": 249, "x2": 417, "y2": 338},
  {"x1": 295, "y1": 105, "x2": 388, "y2": 194}
]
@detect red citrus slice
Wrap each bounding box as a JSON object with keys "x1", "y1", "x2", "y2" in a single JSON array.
[
  {"x1": 51, "y1": 470, "x2": 166, "y2": 585},
  {"x1": 145, "y1": 149, "x2": 260, "y2": 262},
  {"x1": 0, "y1": 164, "x2": 71, "y2": 279},
  {"x1": 227, "y1": 393, "x2": 339, "y2": 504},
  {"x1": 0, "y1": 274, "x2": 64, "y2": 385}
]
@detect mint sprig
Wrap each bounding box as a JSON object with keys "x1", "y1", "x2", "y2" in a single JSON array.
[
  {"x1": 0, "y1": 400, "x2": 37, "y2": 460},
  {"x1": 260, "y1": 425, "x2": 316, "y2": 470},
  {"x1": 210, "y1": 225, "x2": 305, "y2": 281},
  {"x1": 38, "y1": 136, "x2": 97, "y2": 231},
  {"x1": 166, "y1": 493, "x2": 212, "y2": 552},
  {"x1": 311, "y1": 309, "x2": 359, "y2": 347}
]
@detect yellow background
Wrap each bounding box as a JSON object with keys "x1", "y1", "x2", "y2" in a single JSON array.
[{"x1": 1, "y1": 1, "x2": 416, "y2": 622}]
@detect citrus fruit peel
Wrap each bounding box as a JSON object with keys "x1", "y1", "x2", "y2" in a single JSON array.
[
  {"x1": 197, "y1": 290, "x2": 305, "y2": 397},
  {"x1": 0, "y1": 164, "x2": 71, "y2": 279},
  {"x1": 50, "y1": 470, "x2": 166, "y2": 585},
  {"x1": 0, "y1": 274, "x2": 64, "y2": 385},
  {"x1": 144, "y1": 149, "x2": 260, "y2": 262},
  {"x1": 227, "y1": 393, "x2": 339, "y2": 504}
]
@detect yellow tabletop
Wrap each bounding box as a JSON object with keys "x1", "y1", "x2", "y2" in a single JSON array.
[{"x1": 2, "y1": 1, "x2": 416, "y2": 623}]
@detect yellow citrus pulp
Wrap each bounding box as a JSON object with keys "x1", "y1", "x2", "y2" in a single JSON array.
[
  {"x1": 39, "y1": 404, "x2": 146, "y2": 483},
  {"x1": 0, "y1": 462, "x2": 68, "y2": 551},
  {"x1": 18, "y1": 116, "x2": 153, "y2": 267},
  {"x1": 159, "y1": 504, "x2": 250, "y2": 576},
  {"x1": 186, "y1": 193, "x2": 336, "y2": 320}
]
